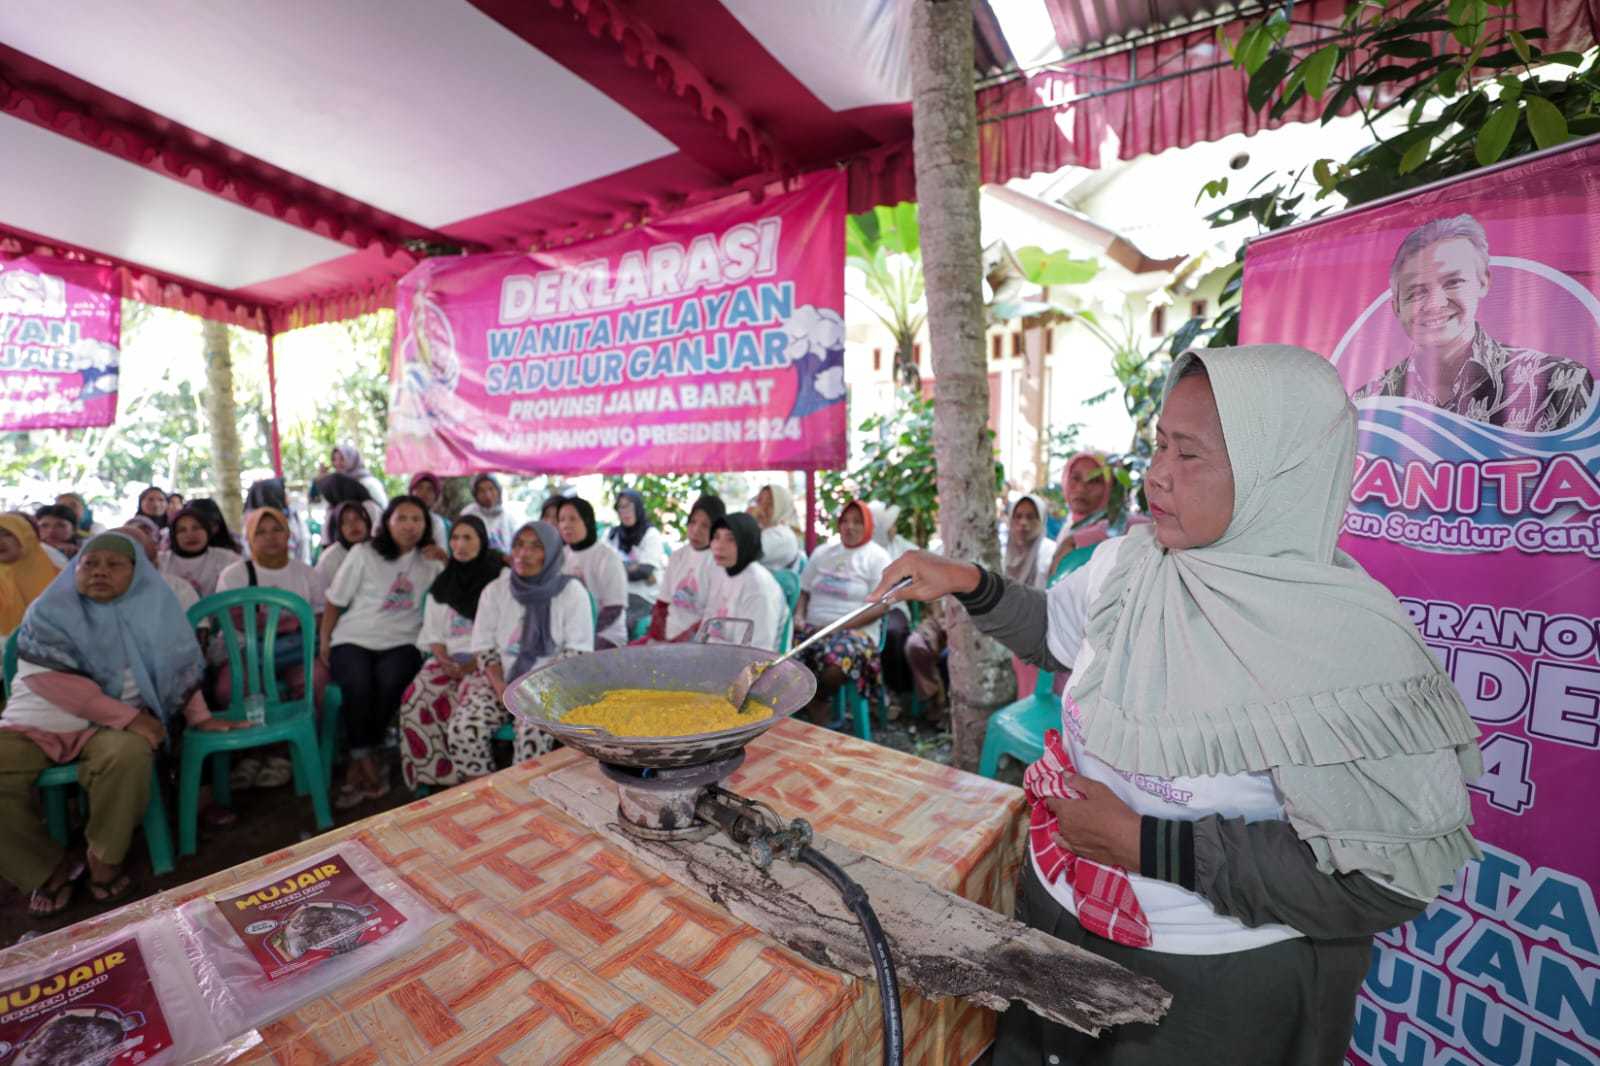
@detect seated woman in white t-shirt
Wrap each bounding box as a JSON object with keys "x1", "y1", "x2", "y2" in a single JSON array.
[
  {"x1": 606, "y1": 488, "x2": 668, "y2": 637},
  {"x1": 794, "y1": 500, "x2": 892, "y2": 722},
  {"x1": 212, "y1": 507, "x2": 331, "y2": 791},
  {"x1": 555, "y1": 496, "x2": 628, "y2": 648},
  {"x1": 634, "y1": 494, "x2": 724, "y2": 644},
  {"x1": 407, "y1": 471, "x2": 453, "y2": 550},
  {"x1": 474, "y1": 521, "x2": 593, "y2": 765},
  {"x1": 159, "y1": 506, "x2": 242, "y2": 600},
  {"x1": 319, "y1": 496, "x2": 446, "y2": 809},
  {"x1": 314, "y1": 502, "x2": 372, "y2": 588},
  {"x1": 702, "y1": 514, "x2": 786, "y2": 651},
  {"x1": 395, "y1": 515, "x2": 506, "y2": 791},
  {"x1": 750, "y1": 483, "x2": 803, "y2": 571}
]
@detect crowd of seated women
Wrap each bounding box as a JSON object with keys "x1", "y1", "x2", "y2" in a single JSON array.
[{"x1": 0, "y1": 450, "x2": 1130, "y2": 919}]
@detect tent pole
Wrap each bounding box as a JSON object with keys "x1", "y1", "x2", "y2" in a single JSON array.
[
  {"x1": 265, "y1": 326, "x2": 284, "y2": 479},
  {"x1": 805, "y1": 469, "x2": 817, "y2": 554}
]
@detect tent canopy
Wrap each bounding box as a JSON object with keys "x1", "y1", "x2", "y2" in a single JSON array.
[{"x1": 7, "y1": 1, "x2": 1593, "y2": 335}]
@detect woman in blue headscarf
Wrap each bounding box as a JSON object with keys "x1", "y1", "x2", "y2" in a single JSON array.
[{"x1": 0, "y1": 533, "x2": 246, "y2": 913}]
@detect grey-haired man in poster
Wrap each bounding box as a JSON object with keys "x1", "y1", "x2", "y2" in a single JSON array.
[{"x1": 1352, "y1": 213, "x2": 1595, "y2": 430}]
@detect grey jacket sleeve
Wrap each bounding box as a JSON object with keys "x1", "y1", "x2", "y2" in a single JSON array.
[
  {"x1": 1141, "y1": 815, "x2": 1427, "y2": 940},
  {"x1": 952, "y1": 566, "x2": 1070, "y2": 673}
]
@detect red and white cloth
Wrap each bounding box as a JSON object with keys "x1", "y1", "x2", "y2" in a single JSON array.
[{"x1": 1023, "y1": 729, "x2": 1153, "y2": 948}]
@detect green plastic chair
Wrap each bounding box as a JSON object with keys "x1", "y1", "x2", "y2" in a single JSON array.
[
  {"x1": 770, "y1": 570, "x2": 801, "y2": 654},
  {"x1": 978, "y1": 667, "x2": 1060, "y2": 779},
  {"x1": 3, "y1": 632, "x2": 176, "y2": 875},
  {"x1": 181, "y1": 589, "x2": 334, "y2": 856},
  {"x1": 828, "y1": 616, "x2": 889, "y2": 743}
]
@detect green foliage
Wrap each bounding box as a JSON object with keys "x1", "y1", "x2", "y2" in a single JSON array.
[
  {"x1": 818, "y1": 390, "x2": 1005, "y2": 548},
  {"x1": 1193, "y1": 0, "x2": 1598, "y2": 348},
  {"x1": 279, "y1": 315, "x2": 397, "y2": 496},
  {"x1": 1013, "y1": 246, "x2": 1100, "y2": 286},
  {"x1": 601, "y1": 473, "x2": 719, "y2": 534},
  {"x1": 846, "y1": 202, "x2": 926, "y2": 388}
]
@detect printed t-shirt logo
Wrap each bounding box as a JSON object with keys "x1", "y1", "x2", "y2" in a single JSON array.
[
  {"x1": 671, "y1": 573, "x2": 701, "y2": 609},
  {"x1": 380, "y1": 574, "x2": 417, "y2": 613}
]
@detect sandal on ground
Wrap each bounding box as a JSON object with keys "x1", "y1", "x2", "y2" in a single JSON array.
[
  {"x1": 27, "y1": 858, "x2": 85, "y2": 917},
  {"x1": 201, "y1": 803, "x2": 238, "y2": 830},
  {"x1": 228, "y1": 757, "x2": 263, "y2": 791},
  {"x1": 87, "y1": 868, "x2": 133, "y2": 904},
  {"x1": 334, "y1": 781, "x2": 367, "y2": 811},
  {"x1": 254, "y1": 756, "x2": 294, "y2": 789}
]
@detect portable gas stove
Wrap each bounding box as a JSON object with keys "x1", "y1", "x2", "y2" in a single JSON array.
[{"x1": 506, "y1": 644, "x2": 905, "y2": 1064}]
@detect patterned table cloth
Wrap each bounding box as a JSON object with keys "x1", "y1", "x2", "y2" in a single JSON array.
[{"x1": 9, "y1": 720, "x2": 1026, "y2": 1065}]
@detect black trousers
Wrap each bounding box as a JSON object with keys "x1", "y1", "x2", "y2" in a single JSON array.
[
  {"x1": 993, "y1": 860, "x2": 1370, "y2": 1066},
  {"x1": 329, "y1": 644, "x2": 424, "y2": 754}
]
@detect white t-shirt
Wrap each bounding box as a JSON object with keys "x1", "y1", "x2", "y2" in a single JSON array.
[
  {"x1": 417, "y1": 596, "x2": 477, "y2": 658},
  {"x1": 160, "y1": 547, "x2": 242, "y2": 600},
  {"x1": 703, "y1": 564, "x2": 786, "y2": 651},
  {"x1": 657, "y1": 544, "x2": 715, "y2": 639},
  {"x1": 471, "y1": 571, "x2": 594, "y2": 673},
  {"x1": 609, "y1": 526, "x2": 668, "y2": 601},
  {"x1": 314, "y1": 542, "x2": 352, "y2": 588},
  {"x1": 163, "y1": 571, "x2": 200, "y2": 615},
  {"x1": 1042, "y1": 537, "x2": 1303, "y2": 955},
  {"x1": 357, "y1": 474, "x2": 389, "y2": 509},
  {"x1": 562, "y1": 542, "x2": 627, "y2": 646},
  {"x1": 215, "y1": 557, "x2": 327, "y2": 614},
  {"x1": 800, "y1": 540, "x2": 891, "y2": 640},
  {"x1": 459, "y1": 503, "x2": 519, "y2": 555},
  {"x1": 427, "y1": 512, "x2": 450, "y2": 552},
  {"x1": 2, "y1": 663, "x2": 142, "y2": 733},
  {"x1": 760, "y1": 525, "x2": 800, "y2": 570},
  {"x1": 325, "y1": 544, "x2": 443, "y2": 651}
]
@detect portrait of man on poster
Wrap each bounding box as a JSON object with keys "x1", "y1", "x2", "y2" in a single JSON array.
[{"x1": 1352, "y1": 213, "x2": 1595, "y2": 430}]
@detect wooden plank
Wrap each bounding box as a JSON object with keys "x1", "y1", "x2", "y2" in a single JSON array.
[{"x1": 530, "y1": 760, "x2": 1170, "y2": 1036}]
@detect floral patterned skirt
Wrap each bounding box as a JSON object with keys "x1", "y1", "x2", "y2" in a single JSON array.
[{"x1": 794, "y1": 623, "x2": 881, "y2": 697}]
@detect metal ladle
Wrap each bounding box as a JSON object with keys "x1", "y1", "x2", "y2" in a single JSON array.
[{"x1": 726, "y1": 576, "x2": 913, "y2": 712}]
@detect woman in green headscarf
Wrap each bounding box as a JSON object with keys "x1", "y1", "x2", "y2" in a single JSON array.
[{"x1": 873, "y1": 346, "x2": 1481, "y2": 1065}]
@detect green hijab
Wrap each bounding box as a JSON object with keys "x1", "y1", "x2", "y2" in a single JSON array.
[{"x1": 1069, "y1": 344, "x2": 1481, "y2": 900}]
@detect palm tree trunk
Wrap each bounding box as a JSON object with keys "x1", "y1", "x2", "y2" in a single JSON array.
[
  {"x1": 910, "y1": 0, "x2": 1016, "y2": 770},
  {"x1": 202, "y1": 318, "x2": 243, "y2": 530}
]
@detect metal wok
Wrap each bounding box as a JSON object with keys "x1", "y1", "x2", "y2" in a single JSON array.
[{"x1": 504, "y1": 644, "x2": 817, "y2": 769}]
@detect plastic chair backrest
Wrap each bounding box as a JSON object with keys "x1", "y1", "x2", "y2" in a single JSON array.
[
  {"x1": 187, "y1": 587, "x2": 318, "y2": 713},
  {"x1": 2, "y1": 629, "x2": 16, "y2": 698},
  {"x1": 1047, "y1": 543, "x2": 1097, "y2": 587},
  {"x1": 770, "y1": 569, "x2": 801, "y2": 616}
]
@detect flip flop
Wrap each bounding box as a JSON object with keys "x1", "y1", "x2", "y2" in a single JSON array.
[
  {"x1": 27, "y1": 859, "x2": 85, "y2": 917},
  {"x1": 87, "y1": 869, "x2": 133, "y2": 904}
]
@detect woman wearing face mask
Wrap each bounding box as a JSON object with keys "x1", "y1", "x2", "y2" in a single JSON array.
[
  {"x1": 315, "y1": 501, "x2": 373, "y2": 587},
  {"x1": 748, "y1": 483, "x2": 803, "y2": 570},
  {"x1": 0, "y1": 533, "x2": 244, "y2": 913},
  {"x1": 160, "y1": 505, "x2": 242, "y2": 599},
  {"x1": 397, "y1": 516, "x2": 507, "y2": 790},
  {"x1": 407, "y1": 471, "x2": 452, "y2": 548},
  {"x1": 635, "y1": 494, "x2": 725, "y2": 644},
  {"x1": 318, "y1": 496, "x2": 445, "y2": 808},
  {"x1": 793, "y1": 501, "x2": 891, "y2": 722},
  {"x1": 473, "y1": 521, "x2": 594, "y2": 766},
  {"x1": 606, "y1": 489, "x2": 668, "y2": 636},
  {"x1": 0, "y1": 513, "x2": 60, "y2": 638},
  {"x1": 874, "y1": 348, "x2": 1481, "y2": 1066},
  {"x1": 554, "y1": 497, "x2": 628, "y2": 648},
  {"x1": 214, "y1": 507, "x2": 331, "y2": 791},
  {"x1": 701, "y1": 513, "x2": 785, "y2": 651},
  {"x1": 460, "y1": 473, "x2": 519, "y2": 556}
]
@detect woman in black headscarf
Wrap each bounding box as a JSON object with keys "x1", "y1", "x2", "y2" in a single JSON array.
[
  {"x1": 636, "y1": 494, "x2": 725, "y2": 644},
  {"x1": 701, "y1": 513, "x2": 786, "y2": 650},
  {"x1": 554, "y1": 497, "x2": 628, "y2": 648},
  {"x1": 397, "y1": 515, "x2": 506, "y2": 791},
  {"x1": 606, "y1": 488, "x2": 667, "y2": 637}
]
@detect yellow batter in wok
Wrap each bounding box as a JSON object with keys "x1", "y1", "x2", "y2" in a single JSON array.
[{"x1": 563, "y1": 688, "x2": 771, "y2": 737}]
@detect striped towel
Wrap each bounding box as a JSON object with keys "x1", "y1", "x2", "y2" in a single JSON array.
[{"x1": 1023, "y1": 729, "x2": 1153, "y2": 948}]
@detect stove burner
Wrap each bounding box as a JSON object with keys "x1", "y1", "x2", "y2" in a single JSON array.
[{"x1": 601, "y1": 751, "x2": 745, "y2": 837}]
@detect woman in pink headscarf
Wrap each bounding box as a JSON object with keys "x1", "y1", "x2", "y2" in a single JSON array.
[{"x1": 1045, "y1": 451, "x2": 1146, "y2": 581}]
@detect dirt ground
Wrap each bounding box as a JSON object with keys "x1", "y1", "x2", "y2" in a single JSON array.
[{"x1": 1, "y1": 700, "x2": 1025, "y2": 949}]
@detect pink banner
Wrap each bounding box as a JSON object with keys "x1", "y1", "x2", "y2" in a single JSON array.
[
  {"x1": 385, "y1": 173, "x2": 847, "y2": 476},
  {"x1": 0, "y1": 257, "x2": 121, "y2": 430},
  {"x1": 1242, "y1": 140, "x2": 1600, "y2": 1066}
]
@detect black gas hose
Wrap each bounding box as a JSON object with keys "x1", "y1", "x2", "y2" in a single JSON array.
[{"x1": 796, "y1": 845, "x2": 904, "y2": 1066}]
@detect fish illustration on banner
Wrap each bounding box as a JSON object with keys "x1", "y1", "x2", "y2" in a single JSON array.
[
  {"x1": 0, "y1": 257, "x2": 122, "y2": 431},
  {"x1": 1241, "y1": 138, "x2": 1600, "y2": 1066},
  {"x1": 386, "y1": 173, "x2": 847, "y2": 475}
]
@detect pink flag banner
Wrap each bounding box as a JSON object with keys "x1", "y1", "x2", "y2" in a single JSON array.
[
  {"x1": 1241, "y1": 139, "x2": 1600, "y2": 1066},
  {"x1": 0, "y1": 257, "x2": 121, "y2": 430},
  {"x1": 385, "y1": 173, "x2": 847, "y2": 476}
]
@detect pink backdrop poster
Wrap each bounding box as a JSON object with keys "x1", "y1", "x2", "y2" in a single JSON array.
[
  {"x1": 385, "y1": 173, "x2": 847, "y2": 476},
  {"x1": 0, "y1": 257, "x2": 121, "y2": 430},
  {"x1": 1242, "y1": 140, "x2": 1600, "y2": 1066}
]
